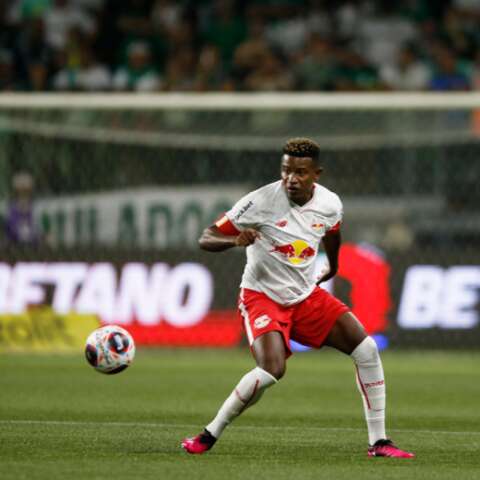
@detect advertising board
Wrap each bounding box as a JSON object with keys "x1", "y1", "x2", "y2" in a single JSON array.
[{"x1": 1, "y1": 244, "x2": 478, "y2": 351}]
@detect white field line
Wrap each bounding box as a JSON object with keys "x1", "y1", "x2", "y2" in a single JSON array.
[{"x1": 0, "y1": 419, "x2": 479, "y2": 436}]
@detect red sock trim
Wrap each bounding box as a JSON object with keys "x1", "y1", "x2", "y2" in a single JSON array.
[
  {"x1": 235, "y1": 379, "x2": 260, "y2": 404},
  {"x1": 235, "y1": 379, "x2": 260, "y2": 413},
  {"x1": 355, "y1": 366, "x2": 371, "y2": 410}
]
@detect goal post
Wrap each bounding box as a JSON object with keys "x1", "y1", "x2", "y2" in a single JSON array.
[{"x1": 2, "y1": 91, "x2": 480, "y2": 109}]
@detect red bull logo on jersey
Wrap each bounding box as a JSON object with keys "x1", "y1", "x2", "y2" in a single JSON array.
[{"x1": 270, "y1": 240, "x2": 316, "y2": 265}]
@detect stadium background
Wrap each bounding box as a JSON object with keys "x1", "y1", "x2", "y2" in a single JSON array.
[
  {"x1": 1, "y1": 0, "x2": 480, "y2": 352},
  {"x1": 1, "y1": 2, "x2": 480, "y2": 480}
]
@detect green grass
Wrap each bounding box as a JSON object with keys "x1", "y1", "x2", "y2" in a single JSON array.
[{"x1": 0, "y1": 349, "x2": 479, "y2": 480}]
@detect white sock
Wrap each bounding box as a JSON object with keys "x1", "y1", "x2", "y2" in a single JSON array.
[
  {"x1": 350, "y1": 337, "x2": 386, "y2": 445},
  {"x1": 205, "y1": 367, "x2": 278, "y2": 439}
]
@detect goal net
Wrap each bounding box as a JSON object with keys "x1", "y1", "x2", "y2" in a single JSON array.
[{"x1": 1, "y1": 92, "x2": 479, "y2": 350}]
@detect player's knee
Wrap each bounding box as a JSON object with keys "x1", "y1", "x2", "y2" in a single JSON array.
[
  {"x1": 350, "y1": 336, "x2": 380, "y2": 366},
  {"x1": 258, "y1": 357, "x2": 286, "y2": 380}
]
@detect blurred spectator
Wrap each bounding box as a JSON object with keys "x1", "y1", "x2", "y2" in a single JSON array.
[
  {"x1": 442, "y1": 7, "x2": 477, "y2": 60},
  {"x1": 471, "y1": 50, "x2": 480, "y2": 89},
  {"x1": 203, "y1": 0, "x2": 246, "y2": 64},
  {"x1": 4, "y1": 172, "x2": 42, "y2": 247},
  {"x1": 358, "y1": 3, "x2": 417, "y2": 68},
  {"x1": 380, "y1": 44, "x2": 431, "y2": 90},
  {"x1": 246, "y1": 0, "x2": 300, "y2": 20},
  {"x1": 0, "y1": 2, "x2": 19, "y2": 47},
  {"x1": 116, "y1": 0, "x2": 154, "y2": 39},
  {"x1": 43, "y1": 0, "x2": 96, "y2": 51},
  {"x1": 305, "y1": 0, "x2": 332, "y2": 38},
  {"x1": 14, "y1": 17, "x2": 53, "y2": 90},
  {"x1": 429, "y1": 44, "x2": 471, "y2": 90},
  {"x1": 64, "y1": 24, "x2": 93, "y2": 68},
  {"x1": 114, "y1": 0, "x2": 166, "y2": 73},
  {"x1": 401, "y1": 0, "x2": 448, "y2": 23},
  {"x1": 163, "y1": 18, "x2": 196, "y2": 57},
  {"x1": 333, "y1": 0, "x2": 360, "y2": 39},
  {"x1": 164, "y1": 47, "x2": 196, "y2": 91},
  {"x1": 334, "y1": 49, "x2": 382, "y2": 91},
  {"x1": 231, "y1": 13, "x2": 270, "y2": 88},
  {"x1": 4, "y1": 0, "x2": 480, "y2": 93},
  {"x1": 265, "y1": 4, "x2": 309, "y2": 58},
  {"x1": 0, "y1": 49, "x2": 17, "y2": 91},
  {"x1": 113, "y1": 41, "x2": 162, "y2": 92},
  {"x1": 151, "y1": 0, "x2": 184, "y2": 34},
  {"x1": 416, "y1": 17, "x2": 444, "y2": 58},
  {"x1": 52, "y1": 46, "x2": 111, "y2": 91},
  {"x1": 453, "y1": 0, "x2": 480, "y2": 20},
  {"x1": 295, "y1": 35, "x2": 337, "y2": 91},
  {"x1": 74, "y1": 0, "x2": 106, "y2": 12},
  {"x1": 244, "y1": 49, "x2": 294, "y2": 91},
  {"x1": 194, "y1": 44, "x2": 231, "y2": 91},
  {"x1": 246, "y1": 0, "x2": 300, "y2": 19},
  {"x1": 7, "y1": 0, "x2": 51, "y2": 24}
]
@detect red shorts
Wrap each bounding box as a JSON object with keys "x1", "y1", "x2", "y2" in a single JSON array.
[{"x1": 238, "y1": 287, "x2": 350, "y2": 357}]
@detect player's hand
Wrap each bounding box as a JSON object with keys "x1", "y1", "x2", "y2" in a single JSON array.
[{"x1": 235, "y1": 229, "x2": 261, "y2": 247}]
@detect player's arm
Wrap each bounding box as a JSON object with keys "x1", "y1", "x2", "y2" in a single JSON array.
[
  {"x1": 201, "y1": 193, "x2": 261, "y2": 252},
  {"x1": 317, "y1": 224, "x2": 341, "y2": 284},
  {"x1": 199, "y1": 225, "x2": 260, "y2": 252}
]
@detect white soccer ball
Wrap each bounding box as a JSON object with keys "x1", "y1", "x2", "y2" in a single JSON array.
[{"x1": 85, "y1": 325, "x2": 135, "y2": 374}]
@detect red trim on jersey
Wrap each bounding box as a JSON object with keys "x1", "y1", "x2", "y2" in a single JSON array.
[
  {"x1": 326, "y1": 221, "x2": 341, "y2": 234},
  {"x1": 215, "y1": 215, "x2": 240, "y2": 235}
]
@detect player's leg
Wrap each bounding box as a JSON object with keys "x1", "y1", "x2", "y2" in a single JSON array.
[
  {"x1": 181, "y1": 331, "x2": 286, "y2": 454},
  {"x1": 324, "y1": 313, "x2": 386, "y2": 444},
  {"x1": 251, "y1": 330, "x2": 287, "y2": 379},
  {"x1": 324, "y1": 312, "x2": 414, "y2": 458},
  {"x1": 205, "y1": 331, "x2": 286, "y2": 436}
]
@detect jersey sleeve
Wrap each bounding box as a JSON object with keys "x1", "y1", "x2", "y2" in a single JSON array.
[
  {"x1": 215, "y1": 191, "x2": 261, "y2": 234},
  {"x1": 325, "y1": 194, "x2": 343, "y2": 234}
]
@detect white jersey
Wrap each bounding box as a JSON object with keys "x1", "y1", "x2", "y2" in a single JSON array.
[{"x1": 221, "y1": 180, "x2": 343, "y2": 306}]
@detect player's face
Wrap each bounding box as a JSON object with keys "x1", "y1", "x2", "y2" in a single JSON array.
[{"x1": 281, "y1": 155, "x2": 322, "y2": 206}]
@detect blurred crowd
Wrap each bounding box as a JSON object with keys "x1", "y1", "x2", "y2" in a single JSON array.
[{"x1": 2, "y1": 0, "x2": 480, "y2": 92}]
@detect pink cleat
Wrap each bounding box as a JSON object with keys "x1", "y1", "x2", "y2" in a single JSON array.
[
  {"x1": 181, "y1": 429, "x2": 217, "y2": 455},
  {"x1": 368, "y1": 439, "x2": 415, "y2": 458}
]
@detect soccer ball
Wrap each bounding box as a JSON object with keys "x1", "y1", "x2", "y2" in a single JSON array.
[{"x1": 85, "y1": 325, "x2": 135, "y2": 374}]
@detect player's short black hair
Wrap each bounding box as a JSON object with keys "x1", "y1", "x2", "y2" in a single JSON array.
[{"x1": 283, "y1": 138, "x2": 320, "y2": 163}]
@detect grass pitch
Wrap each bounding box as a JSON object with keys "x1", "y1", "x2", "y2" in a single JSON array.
[{"x1": 0, "y1": 348, "x2": 479, "y2": 480}]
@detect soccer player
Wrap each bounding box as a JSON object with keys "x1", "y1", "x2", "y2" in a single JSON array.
[{"x1": 181, "y1": 138, "x2": 414, "y2": 458}]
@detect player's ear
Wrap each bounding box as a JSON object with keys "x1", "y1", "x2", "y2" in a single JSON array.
[{"x1": 314, "y1": 166, "x2": 323, "y2": 180}]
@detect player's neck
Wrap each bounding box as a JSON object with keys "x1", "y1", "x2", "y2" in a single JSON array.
[{"x1": 290, "y1": 189, "x2": 314, "y2": 207}]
